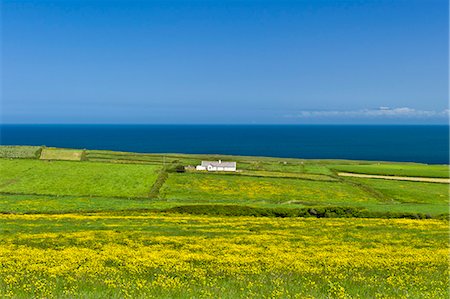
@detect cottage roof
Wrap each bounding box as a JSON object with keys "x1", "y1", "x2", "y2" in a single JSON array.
[{"x1": 201, "y1": 161, "x2": 236, "y2": 167}]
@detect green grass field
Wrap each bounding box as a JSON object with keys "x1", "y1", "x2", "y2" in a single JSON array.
[
  {"x1": 0, "y1": 194, "x2": 163, "y2": 214},
  {"x1": 0, "y1": 146, "x2": 448, "y2": 215},
  {"x1": 0, "y1": 159, "x2": 161, "y2": 198},
  {"x1": 0, "y1": 146, "x2": 448, "y2": 298},
  {"x1": 329, "y1": 163, "x2": 449, "y2": 178},
  {"x1": 350, "y1": 178, "x2": 449, "y2": 204},
  {"x1": 199, "y1": 169, "x2": 337, "y2": 181},
  {"x1": 161, "y1": 172, "x2": 376, "y2": 204}
]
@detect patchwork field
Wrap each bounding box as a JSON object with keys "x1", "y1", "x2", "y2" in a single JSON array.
[
  {"x1": 350, "y1": 178, "x2": 449, "y2": 204},
  {"x1": 0, "y1": 159, "x2": 161, "y2": 198},
  {"x1": 161, "y1": 173, "x2": 376, "y2": 205},
  {"x1": 202, "y1": 169, "x2": 337, "y2": 181},
  {"x1": 329, "y1": 163, "x2": 449, "y2": 178},
  {"x1": 39, "y1": 148, "x2": 85, "y2": 161},
  {"x1": 0, "y1": 194, "x2": 161, "y2": 214},
  {"x1": 0, "y1": 146, "x2": 448, "y2": 298},
  {"x1": 0, "y1": 145, "x2": 42, "y2": 159},
  {"x1": 0, "y1": 147, "x2": 448, "y2": 215}
]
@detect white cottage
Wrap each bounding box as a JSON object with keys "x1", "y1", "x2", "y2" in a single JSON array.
[{"x1": 196, "y1": 160, "x2": 237, "y2": 172}]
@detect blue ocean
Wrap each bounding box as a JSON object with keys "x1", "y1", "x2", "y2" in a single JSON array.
[{"x1": 0, "y1": 125, "x2": 448, "y2": 164}]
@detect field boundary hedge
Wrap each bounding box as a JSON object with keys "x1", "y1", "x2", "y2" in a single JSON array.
[
  {"x1": 0, "y1": 191, "x2": 150, "y2": 200},
  {"x1": 149, "y1": 169, "x2": 169, "y2": 198},
  {"x1": 162, "y1": 204, "x2": 449, "y2": 220},
  {"x1": 0, "y1": 146, "x2": 42, "y2": 159},
  {"x1": 1, "y1": 203, "x2": 447, "y2": 219}
]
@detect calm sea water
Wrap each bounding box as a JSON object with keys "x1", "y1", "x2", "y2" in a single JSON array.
[{"x1": 0, "y1": 125, "x2": 448, "y2": 164}]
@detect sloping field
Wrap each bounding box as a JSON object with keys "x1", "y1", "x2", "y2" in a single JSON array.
[
  {"x1": 86, "y1": 150, "x2": 170, "y2": 164},
  {"x1": 0, "y1": 214, "x2": 447, "y2": 298},
  {"x1": 338, "y1": 172, "x2": 450, "y2": 183},
  {"x1": 85, "y1": 149, "x2": 334, "y2": 175},
  {"x1": 350, "y1": 178, "x2": 449, "y2": 205},
  {"x1": 193, "y1": 169, "x2": 337, "y2": 181},
  {"x1": 0, "y1": 159, "x2": 160, "y2": 198},
  {"x1": 40, "y1": 148, "x2": 85, "y2": 161},
  {"x1": 1, "y1": 146, "x2": 448, "y2": 215},
  {"x1": 0, "y1": 146, "x2": 449, "y2": 298},
  {"x1": 0, "y1": 194, "x2": 160, "y2": 214},
  {"x1": 161, "y1": 173, "x2": 377, "y2": 205},
  {"x1": 330, "y1": 163, "x2": 449, "y2": 178}
]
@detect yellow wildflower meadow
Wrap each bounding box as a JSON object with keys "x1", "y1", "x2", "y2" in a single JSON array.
[{"x1": 0, "y1": 214, "x2": 448, "y2": 298}]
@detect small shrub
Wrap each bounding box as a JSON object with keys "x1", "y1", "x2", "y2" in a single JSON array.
[
  {"x1": 175, "y1": 165, "x2": 185, "y2": 173},
  {"x1": 167, "y1": 164, "x2": 186, "y2": 173}
]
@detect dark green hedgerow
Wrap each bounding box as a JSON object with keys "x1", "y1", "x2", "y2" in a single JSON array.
[
  {"x1": 2, "y1": 203, "x2": 447, "y2": 219},
  {"x1": 162, "y1": 204, "x2": 448, "y2": 219},
  {"x1": 0, "y1": 146, "x2": 42, "y2": 159},
  {"x1": 148, "y1": 169, "x2": 169, "y2": 198}
]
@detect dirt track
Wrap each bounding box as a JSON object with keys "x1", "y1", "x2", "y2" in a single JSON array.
[{"x1": 337, "y1": 172, "x2": 450, "y2": 184}]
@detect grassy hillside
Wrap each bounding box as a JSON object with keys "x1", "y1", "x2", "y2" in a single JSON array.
[
  {"x1": 0, "y1": 146, "x2": 448, "y2": 298},
  {"x1": 0, "y1": 194, "x2": 161, "y2": 214},
  {"x1": 350, "y1": 178, "x2": 449, "y2": 204},
  {"x1": 0, "y1": 146, "x2": 448, "y2": 215}
]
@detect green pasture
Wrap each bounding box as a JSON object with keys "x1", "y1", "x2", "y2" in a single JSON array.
[
  {"x1": 85, "y1": 149, "x2": 336, "y2": 175},
  {"x1": 0, "y1": 146, "x2": 448, "y2": 216},
  {"x1": 86, "y1": 150, "x2": 170, "y2": 164},
  {"x1": 191, "y1": 169, "x2": 337, "y2": 181},
  {"x1": 330, "y1": 163, "x2": 449, "y2": 178},
  {"x1": 0, "y1": 194, "x2": 163, "y2": 214},
  {"x1": 0, "y1": 159, "x2": 160, "y2": 198},
  {"x1": 349, "y1": 178, "x2": 449, "y2": 205},
  {"x1": 161, "y1": 172, "x2": 376, "y2": 204}
]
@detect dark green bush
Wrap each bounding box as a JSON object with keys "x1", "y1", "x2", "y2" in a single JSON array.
[{"x1": 167, "y1": 164, "x2": 186, "y2": 173}]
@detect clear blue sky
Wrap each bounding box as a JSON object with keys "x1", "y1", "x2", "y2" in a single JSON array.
[{"x1": 2, "y1": 0, "x2": 448, "y2": 124}]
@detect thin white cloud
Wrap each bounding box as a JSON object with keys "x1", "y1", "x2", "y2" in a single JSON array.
[{"x1": 286, "y1": 107, "x2": 449, "y2": 118}]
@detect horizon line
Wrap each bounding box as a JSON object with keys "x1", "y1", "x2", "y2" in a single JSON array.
[{"x1": 0, "y1": 123, "x2": 449, "y2": 126}]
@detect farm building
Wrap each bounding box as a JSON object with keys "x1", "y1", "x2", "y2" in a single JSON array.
[{"x1": 196, "y1": 160, "x2": 237, "y2": 172}]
